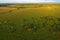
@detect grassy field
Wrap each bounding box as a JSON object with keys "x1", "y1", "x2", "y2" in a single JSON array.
[{"x1": 0, "y1": 4, "x2": 60, "y2": 40}]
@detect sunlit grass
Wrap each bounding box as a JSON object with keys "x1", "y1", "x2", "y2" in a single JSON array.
[{"x1": 0, "y1": 4, "x2": 60, "y2": 40}]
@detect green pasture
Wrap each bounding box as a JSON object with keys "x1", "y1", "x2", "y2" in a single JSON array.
[{"x1": 0, "y1": 4, "x2": 60, "y2": 40}]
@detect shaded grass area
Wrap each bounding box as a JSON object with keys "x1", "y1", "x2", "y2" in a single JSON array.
[{"x1": 0, "y1": 4, "x2": 60, "y2": 40}]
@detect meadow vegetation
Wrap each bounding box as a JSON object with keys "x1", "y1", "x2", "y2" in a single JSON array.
[{"x1": 0, "y1": 4, "x2": 60, "y2": 40}]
